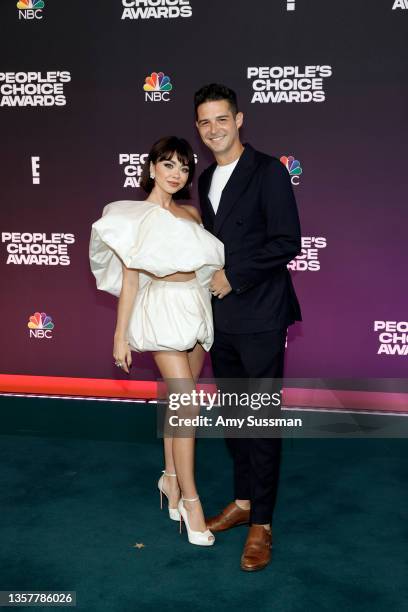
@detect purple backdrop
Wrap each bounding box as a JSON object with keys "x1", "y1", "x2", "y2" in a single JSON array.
[{"x1": 0, "y1": 0, "x2": 407, "y2": 394}]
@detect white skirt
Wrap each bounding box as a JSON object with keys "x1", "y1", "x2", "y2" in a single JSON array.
[{"x1": 127, "y1": 276, "x2": 214, "y2": 352}]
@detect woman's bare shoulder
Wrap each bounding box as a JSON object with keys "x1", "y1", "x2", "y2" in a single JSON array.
[{"x1": 179, "y1": 204, "x2": 202, "y2": 224}]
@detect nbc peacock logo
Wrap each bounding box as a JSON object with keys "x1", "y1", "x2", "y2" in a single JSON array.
[
  {"x1": 280, "y1": 155, "x2": 302, "y2": 186},
  {"x1": 143, "y1": 72, "x2": 173, "y2": 103},
  {"x1": 27, "y1": 311, "x2": 54, "y2": 339},
  {"x1": 17, "y1": 0, "x2": 45, "y2": 20}
]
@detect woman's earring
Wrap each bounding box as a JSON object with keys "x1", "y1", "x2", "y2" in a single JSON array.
[{"x1": 150, "y1": 173, "x2": 155, "y2": 179}]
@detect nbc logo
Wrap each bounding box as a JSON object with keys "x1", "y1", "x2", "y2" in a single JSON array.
[
  {"x1": 17, "y1": 0, "x2": 44, "y2": 19},
  {"x1": 280, "y1": 155, "x2": 302, "y2": 185},
  {"x1": 27, "y1": 311, "x2": 54, "y2": 339},
  {"x1": 143, "y1": 72, "x2": 172, "y2": 102}
]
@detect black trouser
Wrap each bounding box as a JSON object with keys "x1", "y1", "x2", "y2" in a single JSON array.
[{"x1": 211, "y1": 327, "x2": 286, "y2": 525}]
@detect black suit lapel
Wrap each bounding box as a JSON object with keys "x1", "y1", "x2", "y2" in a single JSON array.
[
  {"x1": 199, "y1": 163, "x2": 216, "y2": 230},
  {"x1": 213, "y1": 144, "x2": 258, "y2": 236}
]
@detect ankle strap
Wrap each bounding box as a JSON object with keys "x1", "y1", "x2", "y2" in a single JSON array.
[
  {"x1": 162, "y1": 470, "x2": 177, "y2": 477},
  {"x1": 182, "y1": 495, "x2": 200, "y2": 502}
]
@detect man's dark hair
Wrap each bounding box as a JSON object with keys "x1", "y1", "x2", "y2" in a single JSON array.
[
  {"x1": 140, "y1": 136, "x2": 195, "y2": 200},
  {"x1": 194, "y1": 83, "x2": 239, "y2": 118}
]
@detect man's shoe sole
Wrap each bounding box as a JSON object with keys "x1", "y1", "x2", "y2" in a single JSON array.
[
  {"x1": 240, "y1": 560, "x2": 270, "y2": 572},
  {"x1": 207, "y1": 519, "x2": 249, "y2": 532}
]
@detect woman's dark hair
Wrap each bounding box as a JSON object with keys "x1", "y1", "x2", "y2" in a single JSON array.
[
  {"x1": 140, "y1": 136, "x2": 195, "y2": 199},
  {"x1": 194, "y1": 83, "x2": 239, "y2": 118}
]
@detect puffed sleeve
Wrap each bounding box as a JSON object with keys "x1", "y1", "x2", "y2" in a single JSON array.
[{"x1": 89, "y1": 200, "x2": 224, "y2": 296}]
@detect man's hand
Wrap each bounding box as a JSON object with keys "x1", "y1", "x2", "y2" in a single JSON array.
[{"x1": 209, "y1": 269, "x2": 232, "y2": 299}]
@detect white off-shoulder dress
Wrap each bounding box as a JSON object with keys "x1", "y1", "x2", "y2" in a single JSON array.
[{"x1": 89, "y1": 200, "x2": 225, "y2": 352}]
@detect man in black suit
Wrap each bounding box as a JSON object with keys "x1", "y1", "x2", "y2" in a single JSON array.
[{"x1": 194, "y1": 83, "x2": 302, "y2": 571}]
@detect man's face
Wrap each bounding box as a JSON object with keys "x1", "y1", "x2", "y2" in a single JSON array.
[{"x1": 195, "y1": 100, "x2": 243, "y2": 156}]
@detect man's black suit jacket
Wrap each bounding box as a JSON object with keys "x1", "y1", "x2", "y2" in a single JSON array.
[{"x1": 198, "y1": 143, "x2": 302, "y2": 334}]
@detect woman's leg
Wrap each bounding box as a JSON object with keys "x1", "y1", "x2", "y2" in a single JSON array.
[
  {"x1": 158, "y1": 343, "x2": 206, "y2": 509},
  {"x1": 161, "y1": 436, "x2": 180, "y2": 509},
  {"x1": 187, "y1": 342, "x2": 206, "y2": 382},
  {"x1": 153, "y1": 349, "x2": 210, "y2": 533}
]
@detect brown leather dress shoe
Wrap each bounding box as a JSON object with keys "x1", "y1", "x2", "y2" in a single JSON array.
[
  {"x1": 206, "y1": 501, "x2": 250, "y2": 532},
  {"x1": 240, "y1": 525, "x2": 272, "y2": 572}
]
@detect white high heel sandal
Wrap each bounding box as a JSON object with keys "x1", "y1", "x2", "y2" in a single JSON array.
[
  {"x1": 157, "y1": 470, "x2": 181, "y2": 521},
  {"x1": 178, "y1": 496, "x2": 215, "y2": 546}
]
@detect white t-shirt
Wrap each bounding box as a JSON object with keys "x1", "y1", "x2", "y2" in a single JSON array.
[{"x1": 208, "y1": 158, "x2": 239, "y2": 214}]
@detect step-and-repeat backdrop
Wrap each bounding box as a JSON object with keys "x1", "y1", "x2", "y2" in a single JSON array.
[{"x1": 0, "y1": 1, "x2": 407, "y2": 396}]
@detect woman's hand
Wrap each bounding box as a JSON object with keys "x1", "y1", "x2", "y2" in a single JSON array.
[
  {"x1": 113, "y1": 264, "x2": 138, "y2": 374},
  {"x1": 113, "y1": 337, "x2": 132, "y2": 374},
  {"x1": 209, "y1": 269, "x2": 232, "y2": 299}
]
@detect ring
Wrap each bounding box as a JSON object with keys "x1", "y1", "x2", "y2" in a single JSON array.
[{"x1": 115, "y1": 361, "x2": 122, "y2": 368}]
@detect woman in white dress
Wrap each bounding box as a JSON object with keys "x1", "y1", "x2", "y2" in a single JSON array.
[{"x1": 89, "y1": 137, "x2": 224, "y2": 546}]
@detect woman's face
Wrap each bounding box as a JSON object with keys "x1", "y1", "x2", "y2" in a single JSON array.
[{"x1": 151, "y1": 152, "x2": 190, "y2": 195}]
